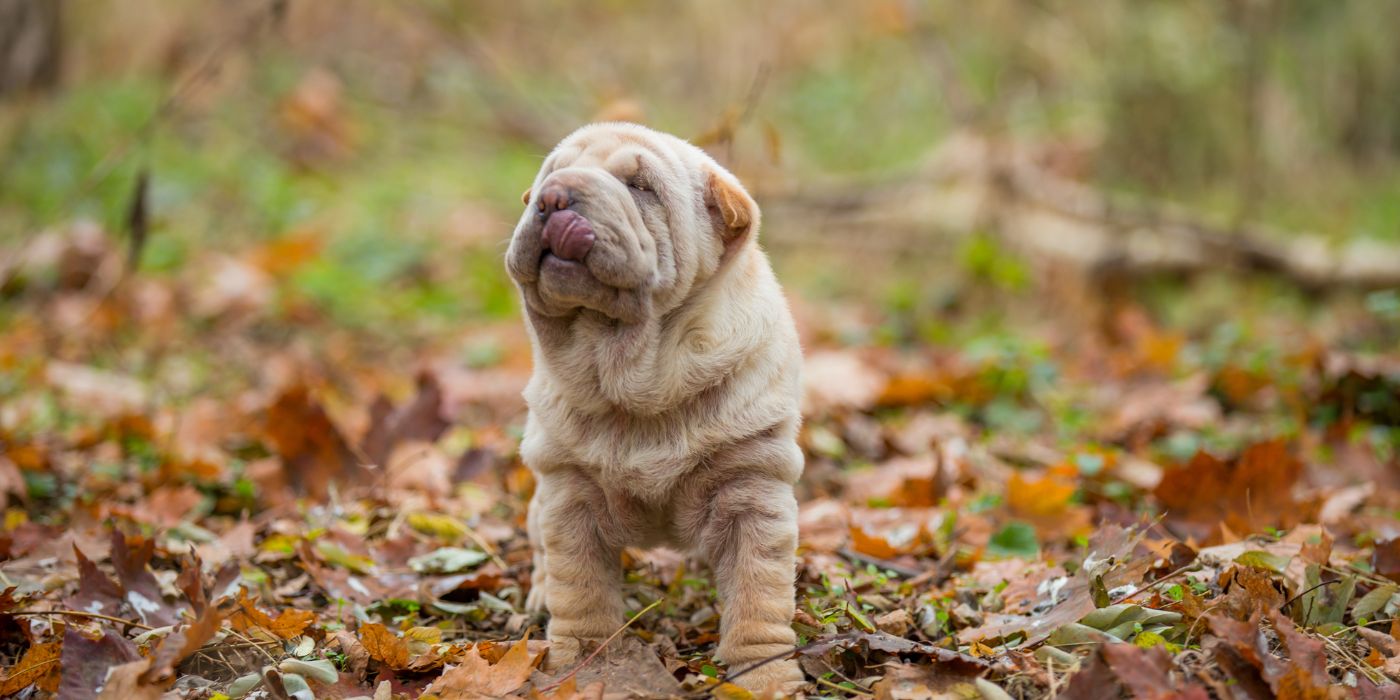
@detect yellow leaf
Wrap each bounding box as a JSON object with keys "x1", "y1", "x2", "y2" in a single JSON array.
[
  {"x1": 712, "y1": 682, "x2": 756, "y2": 700},
  {"x1": 315, "y1": 540, "x2": 376, "y2": 573},
  {"x1": 407, "y1": 512, "x2": 467, "y2": 541}
]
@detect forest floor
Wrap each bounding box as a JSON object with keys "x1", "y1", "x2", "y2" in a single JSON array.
[{"x1": 1, "y1": 218, "x2": 1399, "y2": 699}]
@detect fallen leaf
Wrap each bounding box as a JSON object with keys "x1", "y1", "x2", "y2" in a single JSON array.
[
  {"x1": 958, "y1": 524, "x2": 1147, "y2": 646},
  {"x1": 230, "y1": 587, "x2": 315, "y2": 639},
  {"x1": 1373, "y1": 537, "x2": 1400, "y2": 583},
  {"x1": 96, "y1": 659, "x2": 162, "y2": 700},
  {"x1": 1155, "y1": 441, "x2": 1315, "y2": 544},
  {"x1": 110, "y1": 530, "x2": 181, "y2": 627},
  {"x1": 138, "y1": 603, "x2": 225, "y2": 687},
  {"x1": 0, "y1": 641, "x2": 62, "y2": 695},
  {"x1": 1006, "y1": 469, "x2": 1092, "y2": 541},
  {"x1": 64, "y1": 544, "x2": 125, "y2": 618},
  {"x1": 425, "y1": 639, "x2": 536, "y2": 699},
  {"x1": 59, "y1": 627, "x2": 142, "y2": 700},
  {"x1": 361, "y1": 372, "x2": 450, "y2": 466},
  {"x1": 1100, "y1": 642, "x2": 1210, "y2": 699},
  {"x1": 360, "y1": 622, "x2": 411, "y2": 670},
  {"x1": 261, "y1": 382, "x2": 365, "y2": 498}
]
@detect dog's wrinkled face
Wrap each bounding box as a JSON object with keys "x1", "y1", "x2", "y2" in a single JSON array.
[{"x1": 507, "y1": 123, "x2": 757, "y2": 323}]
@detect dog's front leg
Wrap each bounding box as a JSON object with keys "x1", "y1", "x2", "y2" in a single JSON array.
[
  {"x1": 703, "y1": 478, "x2": 804, "y2": 693},
  {"x1": 536, "y1": 473, "x2": 625, "y2": 671}
]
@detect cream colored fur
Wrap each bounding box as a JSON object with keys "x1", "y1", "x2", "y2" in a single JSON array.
[{"x1": 506, "y1": 123, "x2": 804, "y2": 693}]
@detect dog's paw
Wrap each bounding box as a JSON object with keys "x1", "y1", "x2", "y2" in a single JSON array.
[
  {"x1": 543, "y1": 636, "x2": 601, "y2": 673},
  {"x1": 730, "y1": 659, "x2": 805, "y2": 696}
]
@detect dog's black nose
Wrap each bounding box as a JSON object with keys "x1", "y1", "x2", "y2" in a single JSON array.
[{"x1": 538, "y1": 184, "x2": 572, "y2": 216}]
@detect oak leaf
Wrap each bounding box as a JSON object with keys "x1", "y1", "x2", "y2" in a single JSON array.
[{"x1": 425, "y1": 640, "x2": 536, "y2": 699}]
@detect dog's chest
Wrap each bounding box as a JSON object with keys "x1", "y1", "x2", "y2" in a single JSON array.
[{"x1": 548, "y1": 408, "x2": 701, "y2": 499}]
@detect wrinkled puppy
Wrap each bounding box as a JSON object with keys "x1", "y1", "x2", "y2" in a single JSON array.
[{"x1": 506, "y1": 123, "x2": 804, "y2": 692}]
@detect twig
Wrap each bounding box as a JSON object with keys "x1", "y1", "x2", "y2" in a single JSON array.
[
  {"x1": 9, "y1": 609, "x2": 155, "y2": 630},
  {"x1": 538, "y1": 599, "x2": 663, "y2": 692},
  {"x1": 1280, "y1": 579, "x2": 1340, "y2": 615},
  {"x1": 837, "y1": 547, "x2": 925, "y2": 579},
  {"x1": 1110, "y1": 562, "x2": 1197, "y2": 606},
  {"x1": 225, "y1": 627, "x2": 280, "y2": 663},
  {"x1": 720, "y1": 632, "x2": 860, "y2": 689},
  {"x1": 463, "y1": 524, "x2": 508, "y2": 570}
]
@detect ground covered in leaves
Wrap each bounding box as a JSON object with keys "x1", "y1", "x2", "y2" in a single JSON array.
[{"x1": 2, "y1": 223, "x2": 1399, "y2": 700}]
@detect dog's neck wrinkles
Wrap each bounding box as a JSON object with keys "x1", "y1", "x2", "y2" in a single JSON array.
[{"x1": 527, "y1": 248, "x2": 765, "y2": 417}]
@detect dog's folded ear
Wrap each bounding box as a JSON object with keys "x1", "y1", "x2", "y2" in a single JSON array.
[
  {"x1": 521, "y1": 187, "x2": 533, "y2": 206},
  {"x1": 705, "y1": 169, "x2": 759, "y2": 248}
]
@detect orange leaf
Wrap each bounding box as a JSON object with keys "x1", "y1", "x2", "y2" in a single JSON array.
[
  {"x1": 359, "y1": 622, "x2": 410, "y2": 670},
  {"x1": 0, "y1": 641, "x2": 62, "y2": 695},
  {"x1": 229, "y1": 588, "x2": 315, "y2": 640}
]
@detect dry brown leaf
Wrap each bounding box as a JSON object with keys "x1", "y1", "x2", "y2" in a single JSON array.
[
  {"x1": 361, "y1": 372, "x2": 450, "y2": 466},
  {"x1": 425, "y1": 640, "x2": 536, "y2": 699},
  {"x1": 1005, "y1": 468, "x2": 1092, "y2": 541},
  {"x1": 229, "y1": 587, "x2": 315, "y2": 639},
  {"x1": 1100, "y1": 642, "x2": 1210, "y2": 700},
  {"x1": 0, "y1": 641, "x2": 62, "y2": 695},
  {"x1": 64, "y1": 544, "x2": 125, "y2": 618},
  {"x1": 96, "y1": 659, "x2": 163, "y2": 700},
  {"x1": 140, "y1": 605, "x2": 225, "y2": 687},
  {"x1": 59, "y1": 627, "x2": 142, "y2": 700},
  {"x1": 360, "y1": 622, "x2": 411, "y2": 669},
  {"x1": 1155, "y1": 440, "x2": 1315, "y2": 543},
  {"x1": 110, "y1": 530, "x2": 182, "y2": 627}
]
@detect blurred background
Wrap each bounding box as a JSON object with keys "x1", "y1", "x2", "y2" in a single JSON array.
[{"x1": 1, "y1": 0, "x2": 1398, "y2": 455}]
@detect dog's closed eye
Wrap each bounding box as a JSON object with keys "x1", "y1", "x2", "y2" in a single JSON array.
[{"x1": 627, "y1": 177, "x2": 651, "y2": 193}]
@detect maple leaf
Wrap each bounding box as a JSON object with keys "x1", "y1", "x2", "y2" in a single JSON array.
[
  {"x1": 64, "y1": 544, "x2": 124, "y2": 618},
  {"x1": 261, "y1": 382, "x2": 365, "y2": 498},
  {"x1": 59, "y1": 627, "x2": 142, "y2": 700},
  {"x1": 426, "y1": 640, "x2": 537, "y2": 699},
  {"x1": 360, "y1": 621, "x2": 411, "y2": 669},
  {"x1": 1154, "y1": 440, "x2": 1315, "y2": 543},
  {"x1": 361, "y1": 371, "x2": 450, "y2": 466},
  {"x1": 109, "y1": 529, "x2": 182, "y2": 627},
  {"x1": 0, "y1": 641, "x2": 62, "y2": 695},
  {"x1": 229, "y1": 587, "x2": 315, "y2": 639}
]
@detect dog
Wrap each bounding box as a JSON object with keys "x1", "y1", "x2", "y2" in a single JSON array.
[{"x1": 506, "y1": 122, "x2": 805, "y2": 693}]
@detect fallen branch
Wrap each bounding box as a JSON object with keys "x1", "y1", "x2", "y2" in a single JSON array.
[
  {"x1": 9, "y1": 609, "x2": 156, "y2": 630},
  {"x1": 762, "y1": 131, "x2": 1400, "y2": 289}
]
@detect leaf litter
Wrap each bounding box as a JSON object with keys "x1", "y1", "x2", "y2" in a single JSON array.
[{"x1": 0, "y1": 224, "x2": 1398, "y2": 699}]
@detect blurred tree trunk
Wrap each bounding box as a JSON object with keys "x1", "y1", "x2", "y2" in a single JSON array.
[{"x1": 0, "y1": 0, "x2": 61, "y2": 97}]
